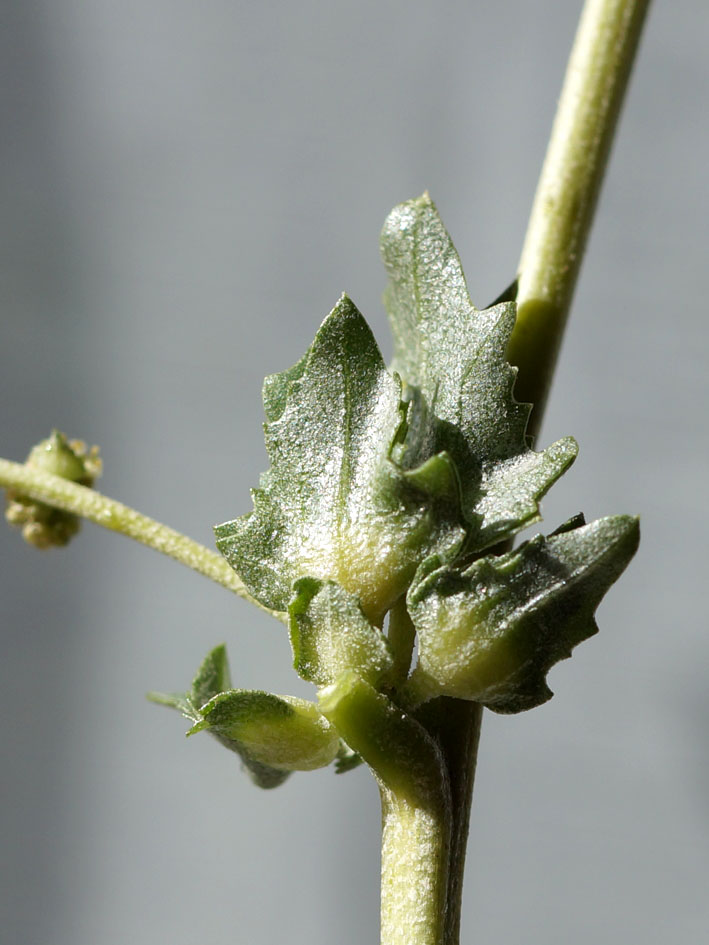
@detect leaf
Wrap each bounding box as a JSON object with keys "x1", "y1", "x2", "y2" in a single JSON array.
[
  {"x1": 262, "y1": 353, "x2": 307, "y2": 423},
  {"x1": 147, "y1": 644, "x2": 232, "y2": 723},
  {"x1": 334, "y1": 742, "x2": 363, "y2": 774},
  {"x1": 216, "y1": 294, "x2": 465, "y2": 624},
  {"x1": 405, "y1": 514, "x2": 640, "y2": 713},
  {"x1": 191, "y1": 642, "x2": 231, "y2": 709},
  {"x1": 288, "y1": 578, "x2": 394, "y2": 687},
  {"x1": 381, "y1": 194, "x2": 578, "y2": 551},
  {"x1": 146, "y1": 689, "x2": 197, "y2": 720},
  {"x1": 193, "y1": 690, "x2": 340, "y2": 774},
  {"x1": 148, "y1": 644, "x2": 338, "y2": 789}
]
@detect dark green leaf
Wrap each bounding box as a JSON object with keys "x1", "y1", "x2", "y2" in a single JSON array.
[
  {"x1": 549, "y1": 512, "x2": 587, "y2": 536},
  {"x1": 406, "y1": 515, "x2": 640, "y2": 712},
  {"x1": 334, "y1": 742, "x2": 363, "y2": 774},
  {"x1": 381, "y1": 195, "x2": 577, "y2": 550},
  {"x1": 191, "y1": 642, "x2": 231, "y2": 709},
  {"x1": 487, "y1": 278, "x2": 519, "y2": 307},
  {"x1": 216, "y1": 294, "x2": 465, "y2": 624},
  {"x1": 148, "y1": 643, "x2": 232, "y2": 721}
]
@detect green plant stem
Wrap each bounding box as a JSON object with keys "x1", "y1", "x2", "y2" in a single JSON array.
[
  {"x1": 0, "y1": 457, "x2": 282, "y2": 621},
  {"x1": 508, "y1": 0, "x2": 651, "y2": 436},
  {"x1": 380, "y1": 790, "x2": 450, "y2": 945},
  {"x1": 417, "y1": 699, "x2": 483, "y2": 945},
  {"x1": 386, "y1": 597, "x2": 417, "y2": 685},
  {"x1": 320, "y1": 671, "x2": 452, "y2": 945},
  {"x1": 389, "y1": 2, "x2": 652, "y2": 943}
]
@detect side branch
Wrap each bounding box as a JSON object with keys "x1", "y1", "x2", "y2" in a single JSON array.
[{"x1": 0, "y1": 457, "x2": 282, "y2": 620}]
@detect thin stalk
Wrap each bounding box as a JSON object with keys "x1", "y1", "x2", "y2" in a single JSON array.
[
  {"x1": 0, "y1": 457, "x2": 282, "y2": 620},
  {"x1": 424, "y1": 2, "x2": 651, "y2": 943},
  {"x1": 508, "y1": 0, "x2": 651, "y2": 435}
]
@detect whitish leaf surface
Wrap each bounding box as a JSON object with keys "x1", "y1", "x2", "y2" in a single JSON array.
[
  {"x1": 191, "y1": 690, "x2": 340, "y2": 773},
  {"x1": 288, "y1": 578, "x2": 394, "y2": 687},
  {"x1": 216, "y1": 294, "x2": 464, "y2": 623},
  {"x1": 406, "y1": 514, "x2": 640, "y2": 713},
  {"x1": 381, "y1": 195, "x2": 577, "y2": 550}
]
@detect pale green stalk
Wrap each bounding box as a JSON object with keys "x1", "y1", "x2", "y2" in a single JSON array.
[
  {"x1": 380, "y1": 1, "x2": 650, "y2": 943},
  {"x1": 319, "y1": 671, "x2": 453, "y2": 945},
  {"x1": 380, "y1": 792, "x2": 449, "y2": 945},
  {"x1": 0, "y1": 457, "x2": 282, "y2": 621},
  {"x1": 509, "y1": 0, "x2": 651, "y2": 434}
]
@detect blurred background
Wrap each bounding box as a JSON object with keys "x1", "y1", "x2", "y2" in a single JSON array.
[{"x1": 1, "y1": 2, "x2": 707, "y2": 943}]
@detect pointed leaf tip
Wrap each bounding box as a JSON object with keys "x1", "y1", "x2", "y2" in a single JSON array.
[
  {"x1": 407, "y1": 514, "x2": 640, "y2": 713},
  {"x1": 216, "y1": 291, "x2": 464, "y2": 623},
  {"x1": 191, "y1": 643, "x2": 231, "y2": 709},
  {"x1": 149, "y1": 644, "x2": 341, "y2": 789},
  {"x1": 381, "y1": 196, "x2": 579, "y2": 551}
]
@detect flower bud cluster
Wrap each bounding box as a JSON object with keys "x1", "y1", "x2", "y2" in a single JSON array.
[{"x1": 5, "y1": 431, "x2": 102, "y2": 548}]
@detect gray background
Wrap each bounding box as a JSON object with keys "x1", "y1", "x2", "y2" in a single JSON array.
[{"x1": 1, "y1": 2, "x2": 707, "y2": 943}]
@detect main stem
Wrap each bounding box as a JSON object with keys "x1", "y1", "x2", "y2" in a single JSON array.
[
  {"x1": 508, "y1": 0, "x2": 651, "y2": 435},
  {"x1": 380, "y1": 790, "x2": 450, "y2": 945},
  {"x1": 319, "y1": 672, "x2": 453, "y2": 945},
  {"x1": 381, "y1": 0, "x2": 650, "y2": 942}
]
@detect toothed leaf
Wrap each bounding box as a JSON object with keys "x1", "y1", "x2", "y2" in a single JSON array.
[
  {"x1": 381, "y1": 195, "x2": 577, "y2": 550},
  {"x1": 216, "y1": 294, "x2": 464, "y2": 624},
  {"x1": 262, "y1": 353, "x2": 307, "y2": 423},
  {"x1": 406, "y1": 515, "x2": 640, "y2": 712}
]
